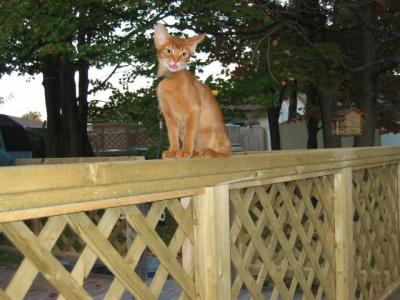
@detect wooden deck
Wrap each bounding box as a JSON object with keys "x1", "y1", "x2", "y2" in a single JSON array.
[{"x1": 1, "y1": 147, "x2": 400, "y2": 299}]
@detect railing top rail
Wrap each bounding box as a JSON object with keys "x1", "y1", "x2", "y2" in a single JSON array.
[
  {"x1": 0, "y1": 147, "x2": 399, "y2": 220},
  {"x1": 15, "y1": 156, "x2": 145, "y2": 166}
]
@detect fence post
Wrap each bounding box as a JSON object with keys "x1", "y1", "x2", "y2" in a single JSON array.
[
  {"x1": 193, "y1": 185, "x2": 231, "y2": 300},
  {"x1": 334, "y1": 167, "x2": 354, "y2": 300}
]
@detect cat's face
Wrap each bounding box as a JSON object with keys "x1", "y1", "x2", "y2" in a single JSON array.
[{"x1": 154, "y1": 23, "x2": 204, "y2": 73}]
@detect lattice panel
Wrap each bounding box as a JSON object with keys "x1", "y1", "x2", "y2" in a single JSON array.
[
  {"x1": 230, "y1": 176, "x2": 336, "y2": 300},
  {"x1": 5, "y1": 211, "x2": 129, "y2": 257},
  {"x1": 352, "y1": 165, "x2": 400, "y2": 299},
  {"x1": 0, "y1": 199, "x2": 195, "y2": 300},
  {"x1": 103, "y1": 132, "x2": 128, "y2": 149}
]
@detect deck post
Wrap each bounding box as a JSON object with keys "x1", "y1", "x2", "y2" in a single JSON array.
[
  {"x1": 193, "y1": 184, "x2": 231, "y2": 300},
  {"x1": 334, "y1": 167, "x2": 355, "y2": 300}
]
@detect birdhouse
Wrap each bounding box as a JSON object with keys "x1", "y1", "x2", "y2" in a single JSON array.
[{"x1": 331, "y1": 108, "x2": 364, "y2": 136}]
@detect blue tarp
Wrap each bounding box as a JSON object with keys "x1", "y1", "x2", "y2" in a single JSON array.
[
  {"x1": 0, "y1": 114, "x2": 31, "y2": 164},
  {"x1": 0, "y1": 147, "x2": 15, "y2": 166}
]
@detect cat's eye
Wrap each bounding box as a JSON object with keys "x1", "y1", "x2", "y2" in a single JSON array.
[
  {"x1": 165, "y1": 48, "x2": 172, "y2": 55},
  {"x1": 181, "y1": 51, "x2": 188, "y2": 58}
]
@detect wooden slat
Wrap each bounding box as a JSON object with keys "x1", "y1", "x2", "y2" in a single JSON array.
[
  {"x1": 150, "y1": 226, "x2": 187, "y2": 298},
  {"x1": 180, "y1": 197, "x2": 193, "y2": 274},
  {"x1": 0, "y1": 289, "x2": 13, "y2": 300},
  {"x1": 103, "y1": 201, "x2": 166, "y2": 300},
  {"x1": 369, "y1": 169, "x2": 400, "y2": 281},
  {"x1": 230, "y1": 188, "x2": 262, "y2": 299},
  {"x1": 231, "y1": 187, "x2": 286, "y2": 299},
  {"x1": 166, "y1": 199, "x2": 194, "y2": 243},
  {"x1": 57, "y1": 208, "x2": 121, "y2": 300},
  {"x1": 352, "y1": 174, "x2": 382, "y2": 294},
  {"x1": 178, "y1": 197, "x2": 194, "y2": 300},
  {"x1": 0, "y1": 188, "x2": 203, "y2": 223},
  {"x1": 334, "y1": 168, "x2": 354, "y2": 300},
  {"x1": 6, "y1": 217, "x2": 67, "y2": 300},
  {"x1": 297, "y1": 178, "x2": 335, "y2": 271},
  {"x1": 351, "y1": 166, "x2": 400, "y2": 298},
  {"x1": 123, "y1": 205, "x2": 195, "y2": 298},
  {"x1": 230, "y1": 245, "x2": 264, "y2": 300},
  {"x1": 277, "y1": 182, "x2": 334, "y2": 299},
  {"x1": 398, "y1": 163, "x2": 400, "y2": 226},
  {"x1": 65, "y1": 212, "x2": 155, "y2": 300},
  {"x1": 231, "y1": 193, "x2": 293, "y2": 300},
  {"x1": 0, "y1": 221, "x2": 91, "y2": 300},
  {"x1": 259, "y1": 184, "x2": 316, "y2": 300},
  {"x1": 377, "y1": 277, "x2": 400, "y2": 300},
  {"x1": 355, "y1": 169, "x2": 388, "y2": 292}
]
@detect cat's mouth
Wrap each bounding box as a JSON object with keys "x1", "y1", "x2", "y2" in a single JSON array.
[{"x1": 168, "y1": 64, "x2": 179, "y2": 71}]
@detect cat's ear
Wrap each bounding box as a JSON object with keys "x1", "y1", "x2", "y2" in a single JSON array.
[
  {"x1": 154, "y1": 23, "x2": 170, "y2": 48},
  {"x1": 186, "y1": 34, "x2": 206, "y2": 54}
]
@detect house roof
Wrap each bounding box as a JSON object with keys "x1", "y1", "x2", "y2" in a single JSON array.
[
  {"x1": 7, "y1": 115, "x2": 43, "y2": 128},
  {"x1": 331, "y1": 108, "x2": 365, "y2": 122},
  {"x1": 335, "y1": 108, "x2": 365, "y2": 117}
]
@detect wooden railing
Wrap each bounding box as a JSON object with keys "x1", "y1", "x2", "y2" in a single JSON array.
[{"x1": 0, "y1": 147, "x2": 399, "y2": 299}]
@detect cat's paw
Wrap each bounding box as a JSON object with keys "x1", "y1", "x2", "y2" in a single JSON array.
[
  {"x1": 176, "y1": 150, "x2": 192, "y2": 159},
  {"x1": 162, "y1": 150, "x2": 178, "y2": 159},
  {"x1": 199, "y1": 149, "x2": 216, "y2": 158}
]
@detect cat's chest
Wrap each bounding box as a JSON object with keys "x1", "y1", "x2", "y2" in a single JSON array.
[{"x1": 157, "y1": 90, "x2": 195, "y2": 118}]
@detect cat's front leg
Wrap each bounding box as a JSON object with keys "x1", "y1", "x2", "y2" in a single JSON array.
[
  {"x1": 179, "y1": 113, "x2": 199, "y2": 158},
  {"x1": 162, "y1": 112, "x2": 180, "y2": 159}
]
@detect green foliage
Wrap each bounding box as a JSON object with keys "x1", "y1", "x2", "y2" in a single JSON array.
[
  {"x1": 221, "y1": 70, "x2": 279, "y2": 108},
  {"x1": 1, "y1": 0, "x2": 399, "y2": 146},
  {"x1": 376, "y1": 72, "x2": 400, "y2": 134},
  {"x1": 0, "y1": 0, "x2": 168, "y2": 75},
  {"x1": 21, "y1": 111, "x2": 42, "y2": 121}
]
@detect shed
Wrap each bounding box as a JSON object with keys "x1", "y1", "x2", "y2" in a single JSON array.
[
  {"x1": 331, "y1": 108, "x2": 364, "y2": 136},
  {"x1": 0, "y1": 114, "x2": 33, "y2": 159}
]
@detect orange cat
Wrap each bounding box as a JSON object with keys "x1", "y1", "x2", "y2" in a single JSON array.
[{"x1": 154, "y1": 23, "x2": 231, "y2": 159}]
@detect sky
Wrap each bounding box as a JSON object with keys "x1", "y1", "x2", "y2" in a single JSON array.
[
  {"x1": 0, "y1": 73, "x2": 47, "y2": 118},
  {"x1": 0, "y1": 66, "x2": 135, "y2": 120},
  {"x1": 0, "y1": 60, "x2": 224, "y2": 121}
]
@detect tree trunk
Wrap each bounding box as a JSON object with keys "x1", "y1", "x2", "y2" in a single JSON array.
[
  {"x1": 78, "y1": 60, "x2": 89, "y2": 126},
  {"x1": 267, "y1": 87, "x2": 285, "y2": 150},
  {"x1": 353, "y1": 73, "x2": 377, "y2": 147},
  {"x1": 60, "y1": 59, "x2": 89, "y2": 157},
  {"x1": 41, "y1": 56, "x2": 65, "y2": 157},
  {"x1": 41, "y1": 55, "x2": 93, "y2": 157},
  {"x1": 288, "y1": 79, "x2": 298, "y2": 121},
  {"x1": 78, "y1": 59, "x2": 94, "y2": 156},
  {"x1": 305, "y1": 85, "x2": 320, "y2": 149},
  {"x1": 320, "y1": 91, "x2": 342, "y2": 148},
  {"x1": 353, "y1": 1, "x2": 377, "y2": 147},
  {"x1": 267, "y1": 108, "x2": 281, "y2": 150}
]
